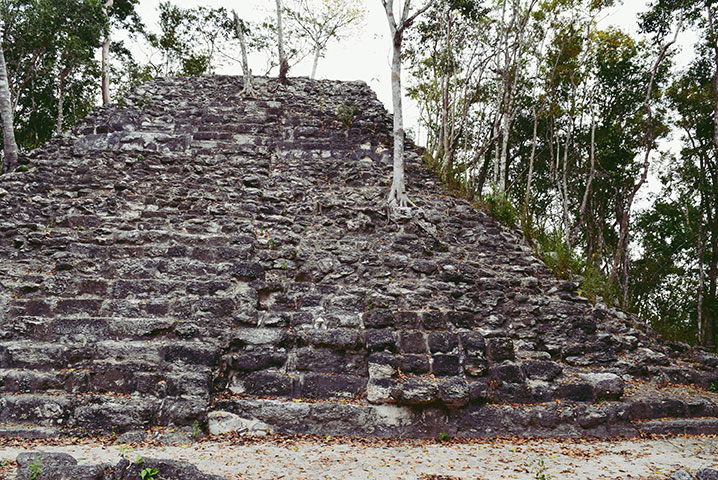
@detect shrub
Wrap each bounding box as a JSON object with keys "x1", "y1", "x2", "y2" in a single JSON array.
[{"x1": 482, "y1": 188, "x2": 518, "y2": 229}]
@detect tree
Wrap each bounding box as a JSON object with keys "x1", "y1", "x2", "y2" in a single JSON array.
[
  {"x1": 0, "y1": 0, "x2": 103, "y2": 155},
  {"x1": 100, "y1": 0, "x2": 140, "y2": 105},
  {"x1": 381, "y1": 0, "x2": 434, "y2": 209},
  {"x1": 285, "y1": 0, "x2": 364, "y2": 79},
  {"x1": 44, "y1": 0, "x2": 105, "y2": 133},
  {"x1": 276, "y1": 0, "x2": 289, "y2": 84},
  {"x1": 493, "y1": 0, "x2": 539, "y2": 194},
  {"x1": 145, "y1": 2, "x2": 233, "y2": 77},
  {"x1": 631, "y1": 40, "x2": 718, "y2": 346},
  {"x1": 405, "y1": 0, "x2": 492, "y2": 189},
  {"x1": 640, "y1": 0, "x2": 718, "y2": 346},
  {"x1": 101, "y1": 0, "x2": 113, "y2": 105},
  {"x1": 0, "y1": 29, "x2": 18, "y2": 173},
  {"x1": 232, "y1": 10, "x2": 254, "y2": 95}
]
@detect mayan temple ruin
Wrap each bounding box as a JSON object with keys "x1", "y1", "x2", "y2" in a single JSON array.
[{"x1": 0, "y1": 76, "x2": 717, "y2": 442}]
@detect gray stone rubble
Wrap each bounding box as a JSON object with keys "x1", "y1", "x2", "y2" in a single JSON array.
[{"x1": 15, "y1": 451, "x2": 223, "y2": 480}]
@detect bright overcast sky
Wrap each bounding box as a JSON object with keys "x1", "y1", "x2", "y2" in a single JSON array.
[{"x1": 130, "y1": 1, "x2": 693, "y2": 146}]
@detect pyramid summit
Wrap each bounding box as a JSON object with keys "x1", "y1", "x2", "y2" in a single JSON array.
[{"x1": 0, "y1": 75, "x2": 716, "y2": 438}]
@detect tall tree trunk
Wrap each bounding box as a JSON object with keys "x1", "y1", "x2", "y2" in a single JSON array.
[
  {"x1": 387, "y1": 34, "x2": 411, "y2": 207},
  {"x1": 101, "y1": 0, "x2": 113, "y2": 105},
  {"x1": 573, "y1": 115, "x2": 596, "y2": 246},
  {"x1": 523, "y1": 106, "x2": 539, "y2": 220},
  {"x1": 469, "y1": 126, "x2": 500, "y2": 199},
  {"x1": 55, "y1": 71, "x2": 66, "y2": 136},
  {"x1": 707, "y1": 167, "x2": 718, "y2": 346},
  {"x1": 440, "y1": 4, "x2": 451, "y2": 179},
  {"x1": 474, "y1": 145, "x2": 492, "y2": 199},
  {"x1": 381, "y1": 0, "x2": 433, "y2": 209},
  {"x1": 0, "y1": 44, "x2": 18, "y2": 174},
  {"x1": 560, "y1": 124, "x2": 571, "y2": 235},
  {"x1": 698, "y1": 158, "x2": 706, "y2": 345},
  {"x1": 705, "y1": 5, "x2": 718, "y2": 345},
  {"x1": 492, "y1": 120, "x2": 500, "y2": 187},
  {"x1": 275, "y1": 0, "x2": 288, "y2": 84},
  {"x1": 232, "y1": 10, "x2": 255, "y2": 95},
  {"x1": 611, "y1": 14, "x2": 681, "y2": 305},
  {"x1": 311, "y1": 44, "x2": 320, "y2": 79},
  {"x1": 498, "y1": 112, "x2": 510, "y2": 193}
]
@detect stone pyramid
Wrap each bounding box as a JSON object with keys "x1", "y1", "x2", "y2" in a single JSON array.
[{"x1": 0, "y1": 76, "x2": 716, "y2": 439}]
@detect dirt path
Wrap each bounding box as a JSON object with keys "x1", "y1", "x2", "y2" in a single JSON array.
[{"x1": 1, "y1": 435, "x2": 717, "y2": 480}]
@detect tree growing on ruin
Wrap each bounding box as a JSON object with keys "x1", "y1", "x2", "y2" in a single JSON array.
[
  {"x1": 0, "y1": 30, "x2": 18, "y2": 173},
  {"x1": 276, "y1": 0, "x2": 289, "y2": 84},
  {"x1": 285, "y1": 0, "x2": 365, "y2": 79},
  {"x1": 381, "y1": 0, "x2": 435, "y2": 210},
  {"x1": 232, "y1": 10, "x2": 255, "y2": 95}
]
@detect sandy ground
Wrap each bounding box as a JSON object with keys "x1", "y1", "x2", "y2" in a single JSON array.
[{"x1": 1, "y1": 435, "x2": 717, "y2": 480}]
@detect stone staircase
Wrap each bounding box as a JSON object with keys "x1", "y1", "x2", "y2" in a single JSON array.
[{"x1": 0, "y1": 75, "x2": 716, "y2": 438}]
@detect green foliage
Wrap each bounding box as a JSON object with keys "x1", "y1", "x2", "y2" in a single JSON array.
[
  {"x1": 28, "y1": 457, "x2": 42, "y2": 480},
  {"x1": 192, "y1": 420, "x2": 202, "y2": 440},
  {"x1": 422, "y1": 152, "x2": 466, "y2": 196},
  {"x1": 118, "y1": 444, "x2": 144, "y2": 463},
  {"x1": 111, "y1": 41, "x2": 154, "y2": 107},
  {"x1": 143, "y1": 2, "x2": 233, "y2": 78},
  {"x1": 482, "y1": 189, "x2": 518, "y2": 230},
  {"x1": 709, "y1": 383, "x2": 717, "y2": 393},
  {"x1": 581, "y1": 262, "x2": 619, "y2": 305},
  {"x1": 437, "y1": 432, "x2": 450, "y2": 442},
  {"x1": 141, "y1": 467, "x2": 160, "y2": 480},
  {"x1": 535, "y1": 229, "x2": 582, "y2": 280},
  {"x1": 1, "y1": 0, "x2": 105, "y2": 149},
  {"x1": 335, "y1": 102, "x2": 357, "y2": 128},
  {"x1": 533, "y1": 457, "x2": 551, "y2": 480}
]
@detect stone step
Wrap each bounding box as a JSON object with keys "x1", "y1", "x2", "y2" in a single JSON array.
[
  {"x1": 0, "y1": 340, "x2": 220, "y2": 371},
  {"x1": 209, "y1": 396, "x2": 718, "y2": 438},
  {"x1": 0, "y1": 423, "x2": 63, "y2": 439},
  {"x1": 0, "y1": 392, "x2": 207, "y2": 432},
  {"x1": 0, "y1": 367, "x2": 211, "y2": 397},
  {"x1": 2, "y1": 315, "x2": 180, "y2": 342}
]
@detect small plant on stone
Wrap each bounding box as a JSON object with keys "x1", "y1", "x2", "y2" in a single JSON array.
[
  {"x1": 438, "y1": 432, "x2": 450, "y2": 442},
  {"x1": 118, "y1": 445, "x2": 144, "y2": 465},
  {"x1": 533, "y1": 458, "x2": 551, "y2": 480},
  {"x1": 335, "y1": 102, "x2": 358, "y2": 128},
  {"x1": 710, "y1": 383, "x2": 717, "y2": 393},
  {"x1": 193, "y1": 420, "x2": 202, "y2": 440},
  {"x1": 141, "y1": 467, "x2": 160, "y2": 480},
  {"x1": 118, "y1": 444, "x2": 132, "y2": 460},
  {"x1": 28, "y1": 457, "x2": 42, "y2": 480},
  {"x1": 135, "y1": 93, "x2": 152, "y2": 111}
]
